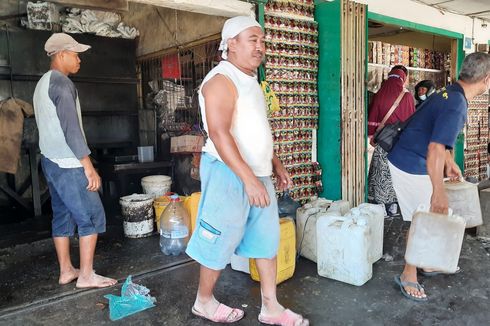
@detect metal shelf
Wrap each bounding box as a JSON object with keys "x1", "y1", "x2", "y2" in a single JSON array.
[{"x1": 368, "y1": 62, "x2": 444, "y2": 73}]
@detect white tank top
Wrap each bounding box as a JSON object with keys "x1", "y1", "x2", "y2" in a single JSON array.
[{"x1": 199, "y1": 61, "x2": 273, "y2": 177}]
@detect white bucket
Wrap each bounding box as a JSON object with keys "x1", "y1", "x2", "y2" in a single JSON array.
[
  {"x1": 141, "y1": 175, "x2": 172, "y2": 198},
  {"x1": 119, "y1": 194, "x2": 154, "y2": 238}
]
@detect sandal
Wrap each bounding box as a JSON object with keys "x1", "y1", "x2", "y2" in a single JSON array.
[
  {"x1": 191, "y1": 303, "x2": 244, "y2": 323},
  {"x1": 419, "y1": 266, "x2": 461, "y2": 277},
  {"x1": 394, "y1": 275, "x2": 428, "y2": 302},
  {"x1": 258, "y1": 309, "x2": 309, "y2": 326}
]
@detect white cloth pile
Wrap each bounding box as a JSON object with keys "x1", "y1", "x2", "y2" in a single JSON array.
[{"x1": 62, "y1": 8, "x2": 139, "y2": 39}]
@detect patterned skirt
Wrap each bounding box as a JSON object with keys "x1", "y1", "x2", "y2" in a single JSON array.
[{"x1": 368, "y1": 145, "x2": 398, "y2": 206}]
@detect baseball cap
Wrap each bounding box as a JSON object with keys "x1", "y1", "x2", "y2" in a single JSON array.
[
  {"x1": 218, "y1": 16, "x2": 262, "y2": 59},
  {"x1": 44, "y1": 33, "x2": 91, "y2": 56}
]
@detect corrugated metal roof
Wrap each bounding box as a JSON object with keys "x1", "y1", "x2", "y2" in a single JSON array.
[{"x1": 415, "y1": 0, "x2": 490, "y2": 21}]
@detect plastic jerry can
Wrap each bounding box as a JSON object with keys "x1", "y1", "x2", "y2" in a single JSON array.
[
  {"x1": 230, "y1": 254, "x2": 250, "y2": 274},
  {"x1": 296, "y1": 198, "x2": 332, "y2": 262},
  {"x1": 250, "y1": 218, "x2": 296, "y2": 284},
  {"x1": 405, "y1": 207, "x2": 465, "y2": 273},
  {"x1": 445, "y1": 181, "x2": 482, "y2": 228},
  {"x1": 183, "y1": 192, "x2": 201, "y2": 233},
  {"x1": 317, "y1": 214, "x2": 372, "y2": 286},
  {"x1": 355, "y1": 203, "x2": 385, "y2": 263},
  {"x1": 327, "y1": 200, "x2": 351, "y2": 216}
]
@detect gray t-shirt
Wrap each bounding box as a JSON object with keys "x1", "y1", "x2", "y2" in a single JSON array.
[{"x1": 47, "y1": 70, "x2": 90, "y2": 160}]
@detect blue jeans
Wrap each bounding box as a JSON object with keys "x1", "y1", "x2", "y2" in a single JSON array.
[{"x1": 41, "y1": 156, "x2": 106, "y2": 237}]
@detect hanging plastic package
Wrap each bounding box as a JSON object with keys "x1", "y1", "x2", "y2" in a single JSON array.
[
  {"x1": 261, "y1": 81, "x2": 281, "y2": 116},
  {"x1": 277, "y1": 189, "x2": 300, "y2": 219},
  {"x1": 104, "y1": 276, "x2": 156, "y2": 321}
]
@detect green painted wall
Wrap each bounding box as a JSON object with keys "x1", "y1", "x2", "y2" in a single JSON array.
[
  {"x1": 454, "y1": 38, "x2": 465, "y2": 173},
  {"x1": 315, "y1": 0, "x2": 342, "y2": 200}
]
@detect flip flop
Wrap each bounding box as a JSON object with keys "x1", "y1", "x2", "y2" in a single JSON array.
[
  {"x1": 394, "y1": 275, "x2": 428, "y2": 302},
  {"x1": 258, "y1": 309, "x2": 309, "y2": 326},
  {"x1": 419, "y1": 266, "x2": 461, "y2": 277},
  {"x1": 191, "y1": 303, "x2": 244, "y2": 323}
]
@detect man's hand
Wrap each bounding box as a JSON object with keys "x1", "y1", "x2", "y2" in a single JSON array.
[
  {"x1": 444, "y1": 151, "x2": 462, "y2": 181},
  {"x1": 430, "y1": 187, "x2": 449, "y2": 215},
  {"x1": 272, "y1": 155, "x2": 293, "y2": 191},
  {"x1": 244, "y1": 177, "x2": 270, "y2": 208},
  {"x1": 80, "y1": 156, "x2": 101, "y2": 192}
]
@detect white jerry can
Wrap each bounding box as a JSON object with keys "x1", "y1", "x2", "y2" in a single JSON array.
[
  {"x1": 356, "y1": 203, "x2": 386, "y2": 263},
  {"x1": 445, "y1": 180, "x2": 483, "y2": 228},
  {"x1": 316, "y1": 214, "x2": 372, "y2": 286},
  {"x1": 327, "y1": 199, "x2": 351, "y2": 216},
  {"x1": 405, "y1": 206, "x2": 465, "y2": 273},
  {"x1": 230, "y1": 254, "x2": 250, "y2": 274},
  {"x1": 296, "y1": 198, "x2": 332, "y2": 262}
]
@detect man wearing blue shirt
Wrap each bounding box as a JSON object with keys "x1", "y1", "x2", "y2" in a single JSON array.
[{"x1": 388, "y1": 52, "x2": 490, "y2": 301}]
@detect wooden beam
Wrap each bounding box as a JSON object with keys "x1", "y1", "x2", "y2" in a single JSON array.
[
  {"x1": 129, "y1": 0, "x2": 253, "y2": 17},
  {"x1": 49, "y1": 0, "x2": 129, "y2": 12}
]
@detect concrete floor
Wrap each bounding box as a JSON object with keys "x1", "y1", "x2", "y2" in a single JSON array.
[{"x1": 0, "y1": 218, "x2": 489, "y2": 325}]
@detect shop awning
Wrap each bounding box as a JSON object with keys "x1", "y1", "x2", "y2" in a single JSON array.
[{"x1": 415, "y1": 0, "x2": 490, "y2": 22}]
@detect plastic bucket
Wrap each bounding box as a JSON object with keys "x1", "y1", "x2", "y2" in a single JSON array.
[
  {"x1": 119, "y1": 194, "x2": 154, "y2": 238},
  {"x1": 141, "y1": 175, "x2": 172, "y2": 198}
]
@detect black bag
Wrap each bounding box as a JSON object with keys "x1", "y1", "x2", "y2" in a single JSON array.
[
  {"x1": 277, "y1": 190, "x2": 300, "y2": 219},
  {"x1": 373, "y1": 120, "x2": 406, "y2": 152},
  {"x1": 373, "y1": 92, "x2": 430, "y2": 152}
]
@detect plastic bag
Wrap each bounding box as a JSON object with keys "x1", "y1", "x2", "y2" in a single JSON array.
[
  {"x1": 261, "y1": 81, "x2": 281, "y2": 116},
  {"x1": 104, "y1": 276, "x2": 156, "y2": 321},
  {"x1": 277, "y1": 190, "x2": 300, "y2": 219}
]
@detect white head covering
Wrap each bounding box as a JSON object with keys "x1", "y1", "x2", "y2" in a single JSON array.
[{"x1": 219, "y1": 16, "x2": 262, "y2": 60}]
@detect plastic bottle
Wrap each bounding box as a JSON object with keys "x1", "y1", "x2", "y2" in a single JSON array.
[{"x1": 159, "y1": 194, "x2": 190, "y2": 256}]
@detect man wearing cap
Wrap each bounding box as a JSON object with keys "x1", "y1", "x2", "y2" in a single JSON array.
[
  {"x1": 185, "y1": 16, "x2": 309, "y2": 325},
  {"x1": 33, "y1": 33, "x2": 117, "y2": 288}
]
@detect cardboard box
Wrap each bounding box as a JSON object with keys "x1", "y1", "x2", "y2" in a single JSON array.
[{"x1": 170, "y1": 135, "x2": 204, "y2": 153}]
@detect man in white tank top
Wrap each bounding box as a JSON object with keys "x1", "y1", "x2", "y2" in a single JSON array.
[{"x1": 185, "y1": 17, "x2": 308, "y2": 325}]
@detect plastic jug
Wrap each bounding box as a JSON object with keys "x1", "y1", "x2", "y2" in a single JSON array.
[
  {"x1": 317, "y1": 213, "x2": 372, "y2": 286},
  {"x1": 159, "y1": 194, "x2": 191, "y2": 256},
  {"x1": 445, "y1": 180, "x2": 482, "y2": 228},
  {"x1": 183, "y1": 192, "x2": 201, "y2": 233},
  {"x1": 296, "y1": 198, "x2": 332, "y2": 262},
  {"x1": 230, "y1": 254, "x2": 250, "y2": 274},
  {"x1": 405, "y1": 206, "x2": 465, "y2": 273},
  {"x1": 250, "y1": 218, "x2": 296, "y2": 284},
  {"x1": 355, "y1": 203, "x2": 385, "y2": 263},
  {"x1": 327, "y1": 199, "x2": 351, "y2": 216}
]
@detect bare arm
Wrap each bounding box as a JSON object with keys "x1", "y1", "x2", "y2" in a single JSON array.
[
  {"x1": 427, "y1": 142, "x2": 448, "y2": 214},
  {"x1": 272, "y1": 154, "x2": 293, "y2": 191},
  {"x1": 444, "y1": 150, "x2": 462, "y2": 181},
  {"x1": 202, "y1": 74, "x2": 269, "y2": 207},
  {"x1": 80, "y1": 156, "x2": 101, "y2": 192}
]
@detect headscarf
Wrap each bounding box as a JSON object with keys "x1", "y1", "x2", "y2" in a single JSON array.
[
  {"x1": 219, "y1": 16, "x2": 262, "y2": 60},
  {"x1": 368, "y1": 68, "x2": 415, "y2": 136}
]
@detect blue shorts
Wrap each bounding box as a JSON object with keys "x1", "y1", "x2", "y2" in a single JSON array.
[
  {"x1": 41, "y1": 156, "x2": 106, "y2": 237},
  {"x1": 186, "y1": 153, "x2": 280, "y2": 270}
]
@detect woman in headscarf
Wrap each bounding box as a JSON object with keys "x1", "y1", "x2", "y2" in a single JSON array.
[
  {"x1": 414, "y1": 79, "x2": 436, "y2": 109},
  {"x1": 368, "y1": 65, "x2": 415, "y2": 217}
]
